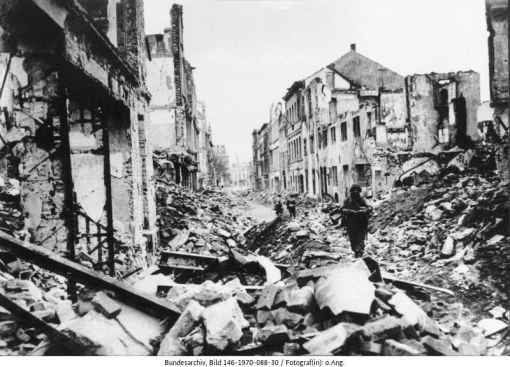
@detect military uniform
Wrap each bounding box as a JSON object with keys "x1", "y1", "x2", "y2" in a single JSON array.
[
  {"x1": 286, "y1": 198, "x2": 296, "y2": 218},
  {"x1": 341, "y1": 194, "x2": 372, "y2": 257}
]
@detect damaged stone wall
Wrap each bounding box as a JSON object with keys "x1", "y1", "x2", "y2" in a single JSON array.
[
  {"x1": 146, "y1": 32, "x2": 177, "y2": 149},
  {"x1": 77, "y1": 0, "x2": 118, "y2": 45},
  {"x1": 118, "y1": 0, "x2": 146, "y2": 82},
  {"x1": 371, "y1": 153, "x2": 402, "y2": 197},
  {"x1": 1, "y1": 0, "x2": 157, "y2": 266},
  {"x1": 65, "y1": 0, "x2": 153, "y2": 255},
  {"x1": 454, "y1": 71, "x2": 481, "y2": 143},
  {"x1": 406, "y1": 74, "x2": 440, "y2": 152},
  {"x1": 320, "y1": 103, "x2": 376, "y2": 202},
  {"x1": 68, "y1": 101, "x2": 107, "y2": 256},
  {"x1": 406, "y1": 72, "x2": 481, "y2": 152},
  {"x1": 379, "y1": 90, "x2": 410, "y2": 151},
  {"x1": 486, "y1": 0, "x2": 509, "y2": 108},
  {"x1": 171, "y1": 4, "x2": 187, "y2": 148},
  {"x1": 137, "y1": 109, "x2": 158, "y2": 250},
  {"x1": 127, "y1": 104, "x2": 146, "y2": 249},
  {"x1": 485, "y1": 0, "x2": 509, "y2": 182}
]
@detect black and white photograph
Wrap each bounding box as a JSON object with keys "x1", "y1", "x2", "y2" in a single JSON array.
[{"x1": 0, "y1": 0, "x2": 508, "y2": 360}]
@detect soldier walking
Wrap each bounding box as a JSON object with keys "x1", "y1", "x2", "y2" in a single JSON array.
[{"x1": 340, "y1": 184, "x2": 372, "y2": 258}]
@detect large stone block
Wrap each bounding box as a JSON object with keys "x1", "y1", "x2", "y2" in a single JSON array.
[{"x1": 203, "y1": 298, "x2": 249, "y2": 351}]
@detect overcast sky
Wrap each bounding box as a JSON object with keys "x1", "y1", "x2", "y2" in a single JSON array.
[{"x1": 144, "y1": 0, "x2": 490, "y2": 162}]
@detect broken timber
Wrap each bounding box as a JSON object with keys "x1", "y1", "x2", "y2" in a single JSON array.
[
  {"x1": 160, "y1": 250, "x2": 217, "y2": 272},
  {"x1": 0, "y1": 231, "x2": 181, "y2": 321},
  {"x1": 160, "y1": 250, "x2": 290, "y2": 273},
  {"x1": 382, "y1": 273, "x2": 455, "y2": 297},
  {"x1": 0, "y1": 292, "x2": 93, "y2": 355}
]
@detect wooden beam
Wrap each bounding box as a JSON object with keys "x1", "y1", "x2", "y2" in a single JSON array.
[
  {"x1": 382, "y1": 273, "x2": 455, "y2": 297},
  {"x1": 0, "y1": 291, "x2": 93, "y2": 355},
  {"x1": 0, "y1": 231, "x2": 181, "y2": 321},
  {"x1": 98, "y1": 106, "x2": 116, "y2": 277},
  {"x1": 57, "y1": 70, "x2": 77, "y2": 302}
]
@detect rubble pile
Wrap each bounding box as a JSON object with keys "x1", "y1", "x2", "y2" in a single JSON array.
[
  {"x1": 2, "y1": 149, "x2": 507, "y2": 356},
  {"x1": 0, "y1": 256, "x2": 166, "y2": 356},
  {"x1": 0, "y1": 177, "x2": 25, "y2": 238},
  {"x1": 369, "y1": 169, "x2": 509, "y2": 307},
  {"x1": 247, "y1": 190, "x2": 318, "y2": 211},
  {"x1": 368, "y1": 187, "x2": 430, "y2": 231},
  {"x1": 136, "y1": 258, "x2": 509, "y2": 356},
  {"x1": 155, "y1": 176, "x2": 255, "y2": 257},
  {"x1": 0, "y1": 259, "x2": 71, "y2": 356}
]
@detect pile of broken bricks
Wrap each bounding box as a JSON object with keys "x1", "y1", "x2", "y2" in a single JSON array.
[
  {"x1": 367, "y1": 169, "x2": 510, "y2": 314},
  {"x1": 0, "y1": 259, "x2": 166, "y2": 356},
  {"x1": 155, "y1": 164, "x2": 257, "y2": 258},
  {"x1": 0, "y1": 267, "x2": 75, "y2": 356},
  {"x1": 371, "y1": 171, "x2": 508, "y2": 266},
  {"x1": 0, "y1": 177, "x2": 24, "y2": 238},
  {"x1": 148, "y1": 259, "x2": 509, "y2": 356}
]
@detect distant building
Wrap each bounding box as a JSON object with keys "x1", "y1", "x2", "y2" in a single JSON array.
[
  {"x1": 197, "y1": 101, "x2": 213, "y2": 188},
  {"x1": 231, "y1": 161, "x2": 251, "y2": 188},
  {"x1": 252, "y1": 43, "x2": 482, "y2": 202},
  {"x1": 252, "y1": 124, "x2": 270, "y2": 190},
  {"x1": 212, "y1": 145, "x2": 230, "y2": 186},
  {"x1": 269, "y1": 102, "x2": 283, "y2": 191},
  {"x1": 145, "y1": 4, "x2": 201, "y2": 190}
]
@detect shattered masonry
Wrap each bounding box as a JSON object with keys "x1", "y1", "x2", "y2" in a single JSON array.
[
  {"x1": 0, "y1": 0, "x2": 158, "y2": 271},
  {"x1": 251, "y1": 42, "x2": 498, "y2": 203},
  {"x1": 145, "y1": 4, "x2": 213, "y2": 191}
]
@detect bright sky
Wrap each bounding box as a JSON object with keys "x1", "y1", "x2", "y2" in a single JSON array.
[{"x1": 144, "y1": 0, "x2": 490, "y2": 162}]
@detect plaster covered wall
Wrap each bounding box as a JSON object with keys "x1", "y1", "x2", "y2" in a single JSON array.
[
  {"x1": 486, "y1": 0, "x2": 509, "y2": 104},
  {"x1": 406, "y1": 75, "x2": 439, "y2": 152},
  {"x1": 456, "y1": 72, "x2": 481, "y2": 141},
  {"x1": 380, "y1": 91, "x2": 407, "y2": 130}
]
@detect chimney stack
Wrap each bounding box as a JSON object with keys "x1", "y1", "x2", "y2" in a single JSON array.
[{"x1": 350, "y1": 43, "x2": 356, "y2": 51}]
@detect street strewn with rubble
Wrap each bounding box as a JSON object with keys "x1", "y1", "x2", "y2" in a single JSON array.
[
  {"x1": 2, "y1": 146, "x2": 509, "y2": 356},
  {"x1": 0, "y1": 0, "x2": 508, "y2": 358}
]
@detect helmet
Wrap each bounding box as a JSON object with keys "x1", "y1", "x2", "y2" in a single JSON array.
[{"x1": 350, "y1": 184, "x2": 362, "y2": 193}]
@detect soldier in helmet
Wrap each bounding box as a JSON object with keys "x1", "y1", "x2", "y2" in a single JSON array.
[{"x1": 340, "y1": 184, "x2": 372, "y2": 258}]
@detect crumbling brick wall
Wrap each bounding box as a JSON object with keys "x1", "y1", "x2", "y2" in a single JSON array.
[
  {"x1": 486, "y1": 0, "x2": 509, "y2": 134},
  {"x1": 1, "y1": 0, "x2": 158, "y2": 266},
  {"x1": 407, "y1": 72, "x2": 480, "y2": 152},
  {"x1": 117, "y1": 0, "x2": 146, "y2": 82},
  {"x1": 486, "y1": 0, "x2": 509, "y2": 106},
  {"x1": 406, "y1": 75, "x2": 441, "y2": 152}
]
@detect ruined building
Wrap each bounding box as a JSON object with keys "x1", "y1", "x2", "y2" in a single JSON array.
[
  {"x1": 146, "y1": 4, "x2": 203, "y2": 191},
  {"x1": 0, "y1": 0, "x2": 158, "y2": 274},
  {"x1": 253, "y1": 124, "x2": 270, "y2": 190},
  {"x1": 485, "y1": 0, "x2": 509, "y2": 137},
  {"x1": 252, "y1": 44, "x2": 482, "y2": 202},
  {"x1": 230, "y1": 160, "x2": 251, "y2": 188},
  {"x1": 406, "y1": 71, "x2": 481, "y2": 151},
  {"x1": 268, "y1": 101, "x2": 282, "y2": 192},
  {"x1": 212, "y1": 145, "x2": 230, "y2": 187},
  {"x1": 196, "y1": 101, "x2": 213, "y2": 188}
]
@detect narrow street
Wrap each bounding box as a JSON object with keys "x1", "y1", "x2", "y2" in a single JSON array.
[{"x1": 0, "y1": 0, "x2": 508, "y2": 360}]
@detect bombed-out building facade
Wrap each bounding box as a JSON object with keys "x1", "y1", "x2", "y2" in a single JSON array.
[
  {"x1": 145, "y1": 4, "x2": 212, "y2": 190},
  {"x1": 252, "y1": 44, "x2": 486, "y2": 202},
  {"x1": 0, "y1": 0, "x2": 159, "y2": 274},
  {"x1": 485, "y1": 0, "x2": 509, "y2": 134}
]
